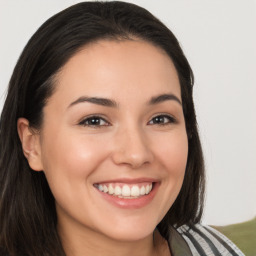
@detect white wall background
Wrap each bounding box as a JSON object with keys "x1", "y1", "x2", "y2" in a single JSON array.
[{"x1": 0, "y1": 0, "x2": 255, "y2": 226}]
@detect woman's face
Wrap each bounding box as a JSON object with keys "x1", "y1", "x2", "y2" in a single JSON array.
[{"x1": 35, "y1": 40, "x2": 188, "y2": 241}]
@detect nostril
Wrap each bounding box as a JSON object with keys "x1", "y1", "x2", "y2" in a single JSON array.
[
  {"x1": 112, "y1": 151, "x2": 152, "y2": 169},
  {"x1": 111, "y1": 129, "x2": 154, "y2": 167}
]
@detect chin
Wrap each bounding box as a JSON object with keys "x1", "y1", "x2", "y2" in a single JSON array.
[
  {"x1": 107, "y1": 228, "x2": 153, "y2": 242},
  {"x1": 97, "y1": 216, "x2": 159, "y2": 242}
]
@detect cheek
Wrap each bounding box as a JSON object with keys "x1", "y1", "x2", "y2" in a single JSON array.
[
  {"x1": 150, "y1": 130, "x2": 188, "y2": 221},
  {"x1": 155, "y1": 130, "x2": 188, "y2": 193},
  {"x1": 155, "y1": 130, "x2": 188, "y2": 176},
  {"x1": 40, "y1": 131, "x2": 109, "y2": 194}
]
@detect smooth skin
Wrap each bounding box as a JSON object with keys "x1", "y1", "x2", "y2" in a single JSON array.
[{"x1": 18, "y1": 39, "x2": 188, "y2": 256}]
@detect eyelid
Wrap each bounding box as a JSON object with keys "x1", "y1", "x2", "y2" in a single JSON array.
[
  {"x1": 78, "y1": 115, "x2": 111, "y2": 127},
  {"x1": 147, "y1": 113, "x2": 177, "y2": 125}
]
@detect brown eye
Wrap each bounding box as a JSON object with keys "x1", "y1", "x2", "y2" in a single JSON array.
[
  {"x1": 79, "y1": 116, "x2": 109, "y2": 127},
  {"x1": 148, "y1": 115, "x2": 176, "y2": 125}
]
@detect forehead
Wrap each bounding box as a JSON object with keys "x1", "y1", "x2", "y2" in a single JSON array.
[{"x1": 52, "y1": 39, "x2": 181, "y2": 105}]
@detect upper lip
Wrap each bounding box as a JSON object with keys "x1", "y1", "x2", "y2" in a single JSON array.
[{"x1": 94, "y1": 177, "x2": 159, "y2": 184}]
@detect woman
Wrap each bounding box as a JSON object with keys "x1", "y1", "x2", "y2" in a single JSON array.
[{"x1": 0, "y1": 2, "x2": 244, "y2": 256}]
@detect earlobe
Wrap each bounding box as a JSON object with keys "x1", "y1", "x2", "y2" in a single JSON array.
[{"x1": 17, "y1": 118, "x2": 43, "y2": 171}]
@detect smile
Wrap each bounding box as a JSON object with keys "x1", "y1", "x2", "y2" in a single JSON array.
[{"x1": 94, "y1": 183, "x2": 153, "y2": 198}]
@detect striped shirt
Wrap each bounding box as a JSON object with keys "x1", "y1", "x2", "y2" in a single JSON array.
[{"x1": 168, "y1": 223, "x2": 245, "y2": 256}]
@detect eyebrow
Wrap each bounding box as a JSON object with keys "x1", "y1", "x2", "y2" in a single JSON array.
[
  {"x1": 149, "y1": 94, "x2": 182, "y2": 105},
  {"x1": 68, "y1": 96, "x2": 118, "y2": 108},
  {"x1": 68, "y1": 93, "x2": 181, "y2": 109}
]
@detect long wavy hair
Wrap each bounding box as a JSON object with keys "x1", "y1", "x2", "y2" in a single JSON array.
[{"x1": 0, "y1": 1, "x2": 205, "y2": 255}]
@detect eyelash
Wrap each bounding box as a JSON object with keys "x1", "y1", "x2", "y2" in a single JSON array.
[
  {"x1": 78, "y1": 114, "x2": 176, "y2": 128},
  {"x1": 78, "y1": 116, "x2": 110, "y2": 127},
  {"x1": 148, "y1": 114, "x2": 176, "y2": 126}
]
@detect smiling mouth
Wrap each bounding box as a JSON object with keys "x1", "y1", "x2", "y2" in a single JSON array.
[{"x1": 94, "y1": 182, "x2": 154, "y2": 199}]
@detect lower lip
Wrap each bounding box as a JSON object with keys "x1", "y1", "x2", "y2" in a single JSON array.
[{"x1": 96, "y1": 183, "x2": 159, "y2": 209}]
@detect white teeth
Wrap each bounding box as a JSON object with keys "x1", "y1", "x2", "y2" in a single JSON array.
[
  {"x1": 122, "y1": 185, "x2": 131, "y2": 197},
  {"x1": 108, "y1": 184, "x2": 114, "y2": 194},
  {"x1": 103, "y1": 185, "x2": 108, "y2": 193},
  {"x1": 140, "y1": 186, "x2": 146, "y2": 195},
  {"x1": 114, "y1": 186, "x2": 122, "y2": 195},
  {"x1": 145, "y1": 185, "x2": 150, "y2": 194},
  {"x1": 146, "y1": 184, "x2": 153, "y2": 194},
  {"x1": 96, "y1": 183, "x2": 154, "y2": 198},
  {"x1": 131, "y1": 185, "x2": 140, "y2": 197}
]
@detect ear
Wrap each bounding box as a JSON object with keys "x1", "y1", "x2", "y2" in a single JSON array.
[{"x1": 17, "y1": 118, "x2": 43, "y2": 171}]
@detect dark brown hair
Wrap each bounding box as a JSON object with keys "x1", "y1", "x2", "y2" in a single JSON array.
[{"x1": 0, "y1": 1, "x2": 205, "y2": 255}]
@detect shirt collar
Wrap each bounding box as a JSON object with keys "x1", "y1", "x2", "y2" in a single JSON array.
[{"x1": 168, "y1": 226, "x2": 193, "y2": 256}]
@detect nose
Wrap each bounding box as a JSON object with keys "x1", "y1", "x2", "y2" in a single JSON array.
[{"x1": 111, "y1": 126, "x2": 154, "y2": 169}]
